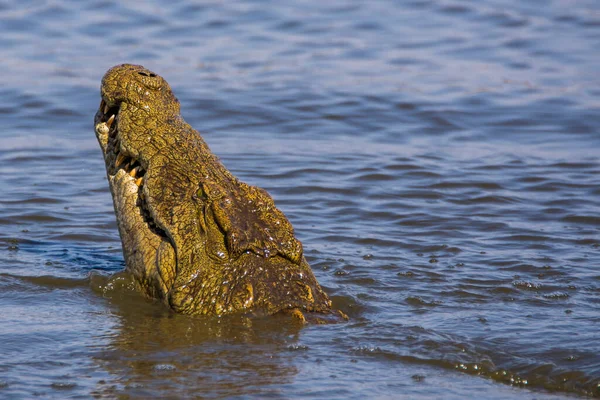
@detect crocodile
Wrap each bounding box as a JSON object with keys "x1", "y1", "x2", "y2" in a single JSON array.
[{"x1": 94, "y1": 64, "x2": 337, "y2": 321}]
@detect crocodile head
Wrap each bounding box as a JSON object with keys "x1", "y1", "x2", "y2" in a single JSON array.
[{"x1": 94, "y1": 64, "x2": 332, "y2": 317}]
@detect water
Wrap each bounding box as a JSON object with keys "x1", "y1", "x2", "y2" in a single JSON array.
[{"x1": 1, "y1": 0, "x2": 599, "y2": 398}]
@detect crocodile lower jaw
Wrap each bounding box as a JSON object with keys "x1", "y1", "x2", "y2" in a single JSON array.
[{"x1": 94, "y1": 99, "x2": 168, "y2": 240}]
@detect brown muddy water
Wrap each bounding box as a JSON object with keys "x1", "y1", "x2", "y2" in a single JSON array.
[{"x1": 1, "y1": 1, "x2": 599, "y2": 398}]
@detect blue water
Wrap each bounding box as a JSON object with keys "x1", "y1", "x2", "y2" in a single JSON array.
[{"x1": 1, "y1": 1, "x2": 599, "y2": 398}]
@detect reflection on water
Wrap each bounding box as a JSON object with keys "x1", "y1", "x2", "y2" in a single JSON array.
[
  {"x1": 1, "y1": 0, "x2": 599, "y2": 398},
  {"x1": 89, "y1": 274, "x2": 303, "y2": 398}
]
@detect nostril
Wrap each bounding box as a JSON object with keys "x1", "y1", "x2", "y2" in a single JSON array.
[{"x1": 138, "y1": 71, "x2": 157, "y2": 78}]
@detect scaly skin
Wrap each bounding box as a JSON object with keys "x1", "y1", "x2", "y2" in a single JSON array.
[{"x1": 93, "y1": 64, "x2": 334, "y2": 318}]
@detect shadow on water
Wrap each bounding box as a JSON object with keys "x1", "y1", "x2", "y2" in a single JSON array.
[{"x1": 87, "y1": 272, "x2": 306, "y2": 398}]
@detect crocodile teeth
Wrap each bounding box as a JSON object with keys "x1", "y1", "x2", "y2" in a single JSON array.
[
  {"x1": 135, "y1": 177, "x2": 144, "y2": 186},
  {"x1": 95, "y1": 122, "x2": 109, "y2": 136},
  {"x1": 103, "y1": 103, "x2": 110, "y2": 114},
  {"x1": 100, "y1": 99, "x2": 106, "y2": 113},
  {"x1": 129, "y1": 166, "x2": 139, "y2": 177},
  {"x1": 115, "y1": 152, "x2": 127, "y2": 167},
  {"x1": 106, "y1": 114, "x2": 115, "y2": 129}
]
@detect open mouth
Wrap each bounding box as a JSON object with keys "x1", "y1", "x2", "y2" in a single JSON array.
[
  {"x1": 95, "y1": 99, "x2": 166, "y2": 237},
  {"x1": 97, "y1": 99, "x2": 144, "y2": 181}
]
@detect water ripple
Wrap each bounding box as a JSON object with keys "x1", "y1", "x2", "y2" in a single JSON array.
[{"x1": 0, "y1": 0, "x2": 599, "y2": 398}]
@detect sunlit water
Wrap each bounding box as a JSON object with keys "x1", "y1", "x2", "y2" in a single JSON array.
[{"x1": 1, "y1": 1, "x2": 599, "y2": 398}]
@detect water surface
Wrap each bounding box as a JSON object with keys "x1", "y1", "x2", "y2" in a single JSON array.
[{"x1": 1, "y1": 0, "x2": 599, "y2": 398}]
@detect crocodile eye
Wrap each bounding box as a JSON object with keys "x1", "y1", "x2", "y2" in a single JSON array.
[{"x1": 196, "y1": 187, "x2": 208, "y2": 200}]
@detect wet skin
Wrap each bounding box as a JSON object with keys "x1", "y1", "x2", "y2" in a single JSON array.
[{"x1": 94, "y1": 64, "x2": 337, "y2": 321}]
